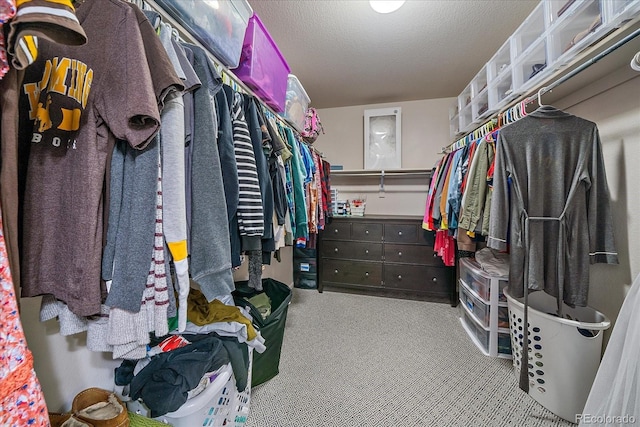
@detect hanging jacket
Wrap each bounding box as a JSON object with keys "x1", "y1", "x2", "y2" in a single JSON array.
[
  {"x1": 243, "y1": 95, "x2": 274, "y2": 257},
  {"x1": 186, "y1": 44, "x2": 235, "y2": 300},
  {"x1": 229, "y1": 89, "x2": 264, "y2": 253},
  {"x1": 215, "y1": 87, "x2": 240, "y2": 223},
  {"x1": 284, "y1": 127, "x2": 309, "y2": 244}
]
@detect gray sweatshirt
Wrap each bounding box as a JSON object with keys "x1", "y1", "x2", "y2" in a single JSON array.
[{"x1": 186, "y1": 44, "x2": 235, "y2": 300}]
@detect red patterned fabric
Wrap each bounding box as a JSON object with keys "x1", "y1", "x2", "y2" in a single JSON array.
[{"x1": 0, "y1": 206, "x2": 49, "y2": 425}]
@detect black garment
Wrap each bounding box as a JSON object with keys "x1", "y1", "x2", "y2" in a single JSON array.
[
  {"x1": 258, "y1": 107, "x2": 287, "y2": 228},
  {"x1": 185, "y1": 332, "x2": 250, "y2": 393},
  {"x1": 243, "y1": 95, "x2": 275, "y2": 253},
  {"x1": 128, "y1": 336, "x2": 230, "y2": 417},
  {"x1": 215, "y1": 87, "x2": 239, "y2": 223}
]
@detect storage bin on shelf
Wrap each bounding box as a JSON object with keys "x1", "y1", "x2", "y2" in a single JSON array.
[
  {"x1": 127, "y1": 353, "x2": 252, "y2": 427},
  {"x1": 154, "y1": 0, "x2": 252, "y2": 68},
  {"x1": 280, "y1": 74, "x2": 310, "y2": 132},
  {"x1": 505, "y1": 288, "x2": 610, "y2": 423},
  {"x1": 605, "y1": 0, "x2": 640, "y2": 29},
  {"x1": 547, "y1": 0, "x2": 605, "y2": 68},
  {"x1": 235, "y1": 13, "x2": 290, "y2": 112}
]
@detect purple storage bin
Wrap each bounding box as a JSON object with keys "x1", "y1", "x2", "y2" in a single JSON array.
[{"x1": 235, "y1": 13, "x2": 290, "y2": 113}]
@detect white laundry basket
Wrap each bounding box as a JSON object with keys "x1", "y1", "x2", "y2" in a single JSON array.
[
  {"x1": 127, "y1": 350, "x2": 252, "y2": 426},
  {"x1": 505, "y1": 288, "x2": 610, "y2": 423}
]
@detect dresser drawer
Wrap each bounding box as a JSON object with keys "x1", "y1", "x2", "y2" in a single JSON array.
[
  {"x1": 322, "y1": 259, "x2": 382, "y2": 287},
  {"x1": 321, "y1": 241, "x2": 383, "y2": 261},
  {"x1": 383, "y1": 264, "x2": 451, "y2": 293},
  {"x1": 384, "y1": 244, "x2": 444, "y2": 266},
  {"x1": 351, "y1": 222, "x2": 383, "y2": 242},
  {"x1": 325, "y1": 221, "x2": 351, "y2": 240},
  {"x1": 384, "y1": 223, "x2": 421, "y2": 243}
]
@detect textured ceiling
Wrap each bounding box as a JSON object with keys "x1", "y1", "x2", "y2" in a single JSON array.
[{"x1": 249, "y1": 0, "x2": 540, "y2": 108}]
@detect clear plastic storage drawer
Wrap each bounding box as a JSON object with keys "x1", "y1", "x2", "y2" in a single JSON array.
[
  {"x1": 459, "y1": 257, "x2": 507, "y2": 302},
  {"x1": 460, "y1": 282, "x2": 490, "y2": 327},
  {"x1": 460, "y1": 305, "x2": 489, "y2": 352},
  {"x1": 498, "y1": 331, "x2": 512, "y2": 355}
]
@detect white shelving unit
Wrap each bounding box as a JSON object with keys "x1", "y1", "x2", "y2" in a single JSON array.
[
  {"x1": 450, "y1": 0, "x2": 640, "y2": 136},
  {"x1": 458, "y1": 257, "x2": 511, "y2": 359}
]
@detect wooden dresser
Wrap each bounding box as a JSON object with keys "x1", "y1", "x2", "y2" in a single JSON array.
[{"x1": 318, "y1": 215, "x2": 456, "y2": 305}]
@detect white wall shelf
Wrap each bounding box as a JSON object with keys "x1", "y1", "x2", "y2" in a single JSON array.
[{"x1": 450, "y1": 0, "x2": 640, "y2": 137}]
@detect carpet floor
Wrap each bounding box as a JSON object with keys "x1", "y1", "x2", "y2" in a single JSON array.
[{"x1": 244, "y1": 288, "x2": 576, "y2": 427}]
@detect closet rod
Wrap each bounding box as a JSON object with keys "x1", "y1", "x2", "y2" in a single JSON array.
[
  {"x1": 143, "y1": 0, "x2": 297, "y2": 133},
  {"x1": 331, "y1": 170, "x2": 430, "y2": 177},
  {"x1": 444, "y1": 24, "x2": 640, "y2": 153}
]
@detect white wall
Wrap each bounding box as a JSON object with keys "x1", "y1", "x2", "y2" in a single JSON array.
[
  {"x1": 556, "y1": 73, "x2": 640, "y2": 332},
  {"x1": 316, "y1": 98, "x2": 455, "y2": 216},
  {"x1": 316, "y1": 97, "x2": 455, "y2": 170}
]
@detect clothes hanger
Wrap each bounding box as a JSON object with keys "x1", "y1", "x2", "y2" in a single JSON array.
[{"x1": 537, "y1": 86, "x2": 548, "y2": 108}]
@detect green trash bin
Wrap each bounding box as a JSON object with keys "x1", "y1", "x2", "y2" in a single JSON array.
[{"x1": 233, "y1": 278, "x2": 292, "y2": 387}]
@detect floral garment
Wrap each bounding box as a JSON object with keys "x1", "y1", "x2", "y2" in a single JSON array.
[
  {"x1": 0, "y1": 0, "x2": 16, "y2": 80},
  {"x1": 0, "y1": 205, "x2": 49, "y2": 426}
]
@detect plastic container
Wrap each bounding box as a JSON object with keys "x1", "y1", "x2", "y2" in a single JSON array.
[
  {"x1": 604, "y1": 0, "x2": 640, "y2": 29},
  {"x1": 547, "y1": 0, "x2": 604, "y2": 67},
  {"x1": 127, "y1": 356, "x2": 252, "y2": 427},
  {"x1": 505, "y1": 288, "x2": 610, "y2": 422},
  {"x1": 512, "y1": 36, "x2": 548, "y2": 93},
  {"x1": 460, "y1": 281, "x2": 490, "y2": 327},
  {"x1": 458, "y1": 257, "x2": 507, "y2": 303},
  {"x1": 294, "y1": 247, "x2": 317, "y2": 289},
  {"x1": 281, "y1": 74, "x2": 310, "y2": 132},
  {"x1": 235, "y1": 13, "x2": 291, "y2": 112},
  {"x1": 154, "y1": 0, "x2": 252, "y2": 68},
  {"x1": 459, "y1": 305, "x2": 490, "y2": 351}
]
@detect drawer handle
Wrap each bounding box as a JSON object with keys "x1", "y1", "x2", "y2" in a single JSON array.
[
  {"x1": 398, "y1": 275, "x2": 402, "y2": 280},
  {"x1": 432, "y1": 277, "x2": 437, "y2": 282},
  {"x1": 398, "y1": 231, "x2": 403, "y2": 236},
  {"x1": 334, "y1": 248, "x2": 339, "y2": 253},
  {"x1": 398, "y1": 251, "x2": 402, "y2": 257},
  {"x1": 365, "y1": 249, "x2": 369, "y2": 254},
  {"x1": 365, "y1": 230, "x2": 369, "y2": 234},
  {"x1": 433, "y1": 253, "x2": 438, "y2": 257},
  {"x1": 365, "y1": 272, "x2": 369, "y2": 277},
  {"x1": 334, "y1": 269, "x2": 339, "y2": 274},
  {"x1": 334, "y1": 229, "x2": 339, "y2": 233}
]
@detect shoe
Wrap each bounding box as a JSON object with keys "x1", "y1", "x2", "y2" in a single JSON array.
[
  {"x1": 49, "y1": 388, "x2": 129, "y2": 427},
  {"x1": 72, "y1": 388, "x2": 129, "y2": 427}
]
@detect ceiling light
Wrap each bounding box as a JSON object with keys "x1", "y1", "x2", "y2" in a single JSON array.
[{"x1": 369, "y1": 0, "x2": 405, "y2": 14}]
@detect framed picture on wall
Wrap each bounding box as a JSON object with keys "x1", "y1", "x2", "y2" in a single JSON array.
[{"x1": 364, "y1": 107, "x2": 402, "y2": 170}]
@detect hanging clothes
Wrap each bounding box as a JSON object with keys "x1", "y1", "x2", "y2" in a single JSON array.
[
  {"x1": 0, "y1": 0, "x2": 87, "y2": 300},
  {"x1": 18, "y1": 0, "x2": 160, "y2": 317},
  {"x1": 283, "y1": 126, "x2": 308, "y2": 245},
  {"x1": 488, "y1": 105, "x2": 618, "y2": 307},
  {"x1": 187, "y1": 44, "x2": 236, "y2": 301},
  {"x1": 243, "y1": 94, "x2": 274, "y2": 258},
  {"x1": 6, "y1": 0, "x2": 86, "y2": 70},
  {"x1": 229, "y1": 88, "x2": 264, "y2": 246}
]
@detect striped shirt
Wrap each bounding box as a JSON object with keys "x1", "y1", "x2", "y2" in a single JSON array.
[{"x1": 232, "y1": 92, "x2": 263, "y2": 237}]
